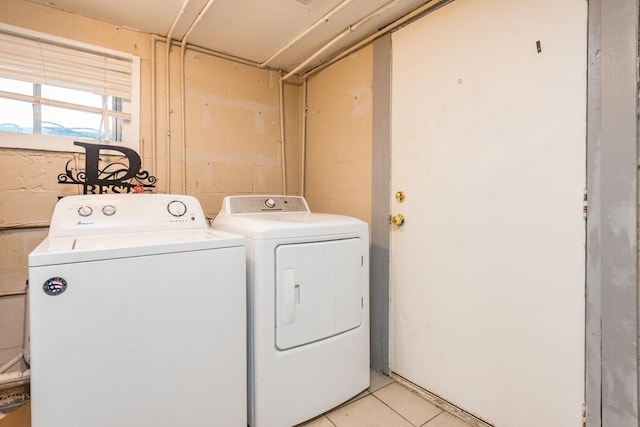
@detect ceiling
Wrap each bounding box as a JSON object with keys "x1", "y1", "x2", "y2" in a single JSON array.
[{"x1": 26, "y1": 0, "x2": 436, "y2": 74}]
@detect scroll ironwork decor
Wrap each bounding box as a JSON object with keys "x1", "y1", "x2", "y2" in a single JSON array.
[{"x1": 58, "y1": 142, "x2": 156, "y2": 194}]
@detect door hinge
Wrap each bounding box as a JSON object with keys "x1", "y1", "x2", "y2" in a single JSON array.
[
  {"x1": 583, "y1": 188, "x2": 588, "y2": 218},
  {"x1": 582, "y1": 402, "x2": 586, "y2": 427}
]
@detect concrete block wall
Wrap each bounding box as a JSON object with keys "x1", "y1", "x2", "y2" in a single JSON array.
[
  {"x1": 305, "y1": 46, "x2": 373, "y2": 225},
  {"x1": 183, "y1": 51, "x2": 301, "y2": 214},
  {"x1": 0, "y1": 0, "x2": 301, "y2": 369},
  {"x1": 0, "y1": 149, "x2": 80, "y2": 371}
]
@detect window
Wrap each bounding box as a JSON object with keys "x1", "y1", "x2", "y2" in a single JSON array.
[{"x1": 0, "y1": 24, "x2": 140, "y2": 152}]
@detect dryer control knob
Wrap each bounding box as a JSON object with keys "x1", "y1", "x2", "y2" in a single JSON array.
[
  {"x1": 167, "y1": 200, "x2": 187, "y2": 217},
  {"x1": 265, "y1": 198, "x2": 276, "y2": 208},
  {"x1": 77, "y1": 206, "x2": 93, "y2": 217}
]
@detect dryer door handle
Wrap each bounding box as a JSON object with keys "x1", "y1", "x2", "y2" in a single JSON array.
[{"x1": 279, "y1": 269, "x2": 297, "y2": 326}]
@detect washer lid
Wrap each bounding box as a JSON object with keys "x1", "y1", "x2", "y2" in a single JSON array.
[
  {"x1": 212, "y1": 212, "x2": 367, "y2": 240},
  {"x1": 29, "y1": 228, "x2": 244, "y2": 266}
]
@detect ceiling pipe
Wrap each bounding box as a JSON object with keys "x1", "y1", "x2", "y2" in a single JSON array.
[
  {"x1": 165, "y1": 0, "x2": 192, "y2": 194},
  {"x1": 303, "y1": 0, "x2": 453, "y2": 79},
  {"x1": 188, "y1": 43, "x2": 263, "y2": 68},
  {"x1": 166, "y1": 0, "x2": 190, "y2": 40},
  {"x1": 153, "y1": 0, "x2": 445, "y2": 199},
  {"x1": 281, "y1": 0, "x2": 401, "y2": 81},
  {"x1": 259, "y1": 2, "x2": 366, "y2": 195},
  {"x1": 260, "y1": 0, "x2": 356, "y2": 68},
  {"x1": 180, "y1": 0, "x2": 218, "y2": 195},
  {"x1": 293, "y1": 1, "x2": 450, "y2": 200},
  {"x1": 181, "y1": 0, "x2": 215, "y2": 42},
  {"x1": 280, "y1": 29, "x2": 347, "y2": 81}
]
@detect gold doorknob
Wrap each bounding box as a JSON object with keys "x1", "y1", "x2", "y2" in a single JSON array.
[{"x1": 389, "y1": 213, "x2": 405, "y2": 226}]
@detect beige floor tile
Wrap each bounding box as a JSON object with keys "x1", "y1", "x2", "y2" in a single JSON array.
[
  {"x1": 368, "y1": 369, "x2": 394, "y2": 392},
  {"x1": 298, "y1": 415, "x2": 336, "y2": 427},
  {"x1": 374, "y1": 382, "x2": 442, "y2": 426},
  {"x1": 341, "y1": 389, "x2": 370, "y2": 406},
  {"x1": 423, "y1": 412, "x2": 474, "y2": 427},
  {"x1": 326, "y1": 394, "x2": 413, "y2": 427}
]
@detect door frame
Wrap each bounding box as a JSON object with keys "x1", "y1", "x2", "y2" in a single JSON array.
[
  {"x1": 370, "y1": 32, "x2": 392, "y2": 374},
  {"x1": 369, "y1": 1, "x2": 639, "y2": 425},
  {"x1": 585, "y1": 0, "x2": 639, "y2": 426}
]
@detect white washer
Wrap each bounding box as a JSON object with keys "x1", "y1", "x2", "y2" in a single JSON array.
[
  {"x1": 29, "y1": 194, "x2": 247, "y2": 427},
  {"x1": 213, "y1": 195, "x2": 370, "y2": 427}
]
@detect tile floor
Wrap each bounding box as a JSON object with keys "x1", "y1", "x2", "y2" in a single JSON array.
[
  {"x1": 0, "y1": 371, "x2": 475, "y2": 427},
  {"x1": 298, "y1": 370, "x2": 474, "y2": 427}
]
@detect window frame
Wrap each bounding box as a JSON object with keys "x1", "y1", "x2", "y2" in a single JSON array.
[{"x1": 0, "y1": 23, "x2": 140, "y2": 153}]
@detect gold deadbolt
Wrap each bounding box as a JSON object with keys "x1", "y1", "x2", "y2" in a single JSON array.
[
  {"x1": 395, "y1": 191, "x2": 406, "y2": 203},
  {"x1": 389, "y1": 213, "x2": 405, "y2": 226}
]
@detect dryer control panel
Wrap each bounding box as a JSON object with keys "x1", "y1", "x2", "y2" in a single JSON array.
[{"x1": 222, "y1": 196, "x2": 310, "y2": 214}]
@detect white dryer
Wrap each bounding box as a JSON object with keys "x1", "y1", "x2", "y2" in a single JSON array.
[
  {"x1": 213, "y1": 195, "x2": 369, "y2": 427},
  {"x1": 29, "y1": 194, "x2": 247, "y2": 427}
]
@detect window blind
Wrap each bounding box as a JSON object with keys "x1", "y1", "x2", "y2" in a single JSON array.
[{"x1": 0, "y1": 28, "x2": 132, "y2": 100}]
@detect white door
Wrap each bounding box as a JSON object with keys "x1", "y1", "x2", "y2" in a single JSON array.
[{"x1": 390, "y1": 1, "x2": 587, "y2": 426}]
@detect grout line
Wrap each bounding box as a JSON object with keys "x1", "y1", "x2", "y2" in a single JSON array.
[
  {"x1": 390, "y1": 373, "x2": 493, "y2": 427},
  {"x1": 336, "y1": 389, "x2": 371, "y2": 409},
  {"x1": 324, "y1": 414, "x2": 338, "y2": 427},
  {"x1": 367, "y1": 375, "x2": 395, "y2": 393},
  {"x1": 373, "y1": 380, "x2": 445, "y2": 426},
  {"x1": 296, "y1": 414, "x2": 336, "y2": 427},
  {"x1": 420, "y1": 412, "x2": 448, "y2": 426},
  {"x1": 421, "y1": 410, "x2": 445, "y2": 425},
  {"x1": 371, "y1": 379, "x2": 445, "y2": 426},
  {"x1": 369, "y1": 380, "x2": 395, "y2": 394},
  {"x1": 369, "y1": 392, "x2": 420, "y2": 427},
  {"x1": 305, "y1": 389, "x2": 371, "y2": 426}
]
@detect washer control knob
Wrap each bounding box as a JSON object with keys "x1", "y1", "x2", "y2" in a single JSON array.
[
  {"x1": 265, "y1": 198, "x2": 276, "y2": 208},
  {"x1": 102, "y1": 205, "x2": 116, "y2": 216},
  {"x1": 77, "y1": 206, "x2": 93, "y2": 217},
  {"x1": 167, "y1": 200, "x2": 187, "y2": 217}
]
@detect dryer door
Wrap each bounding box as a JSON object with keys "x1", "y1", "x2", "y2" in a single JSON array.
[{"x1": 275, "y1": 238, "x2": 363, "y2": 350}]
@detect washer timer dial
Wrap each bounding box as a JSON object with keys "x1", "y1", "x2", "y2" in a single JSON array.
[
  {"x1": 264, "y1": 198, "x2": 276, "y2": 208},
  {"x1": 167, "y1": 200, "x2": 187, "y2": 217},
  {"x1": 77, "y1": 206, "x2": 93, "y2": 217}
]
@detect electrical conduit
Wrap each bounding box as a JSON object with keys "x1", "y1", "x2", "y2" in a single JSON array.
[
  {"x1": 281, "y1": 0, "x2": 401, "y2": 81},
  {"x1": 165, "y1": 0, "x2": 191, "y2": 193},
  {"x1": 260, "y1": 0, "x2": 356, "y2": 68},
  {"x1": 279, "y1": 71, "x2": 287, "y2": 195}
]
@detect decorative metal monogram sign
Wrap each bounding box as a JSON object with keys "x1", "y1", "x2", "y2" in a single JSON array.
[{"x1": 58, "y1": 142, "x2": 157, "y2": 194}]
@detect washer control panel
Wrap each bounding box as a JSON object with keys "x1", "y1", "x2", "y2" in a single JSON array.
[
  {"x1": 224, "y1": 195, "x2": 310, "y2": 214},
  {"x1": 49, "y1": 194, "x2": 207, "y2": 237}
]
